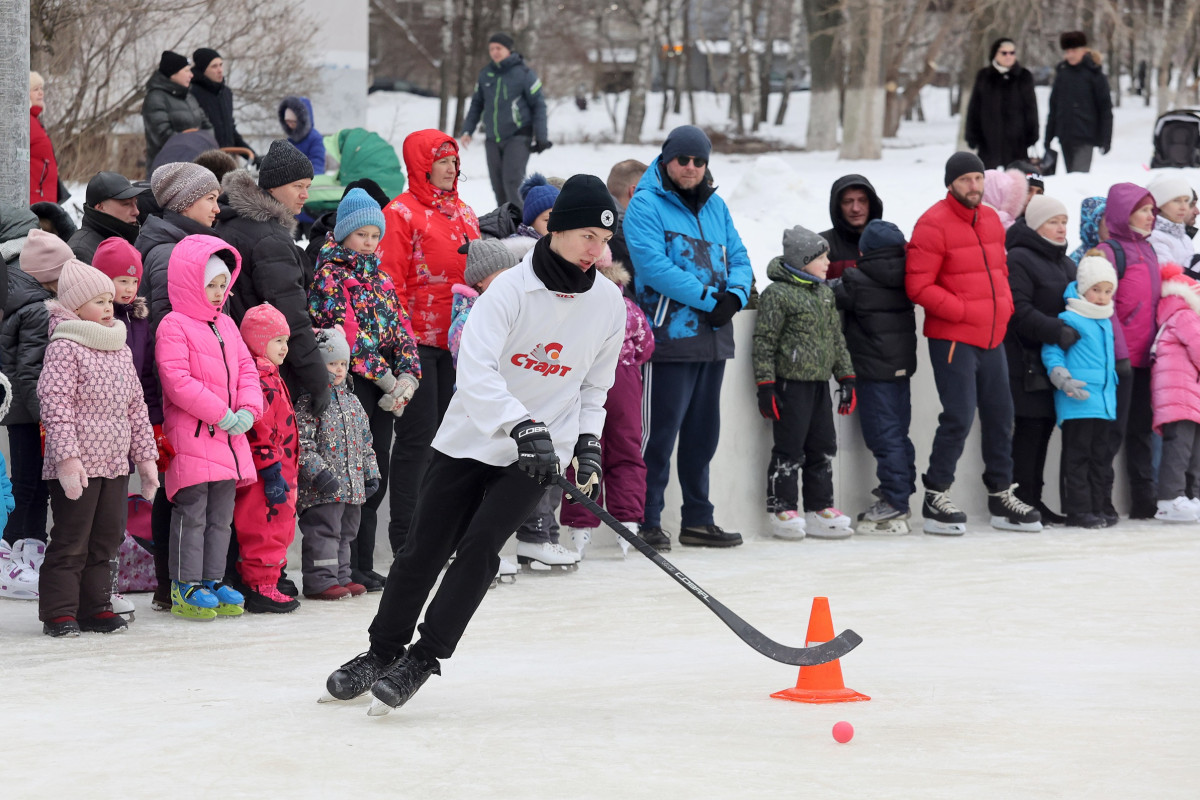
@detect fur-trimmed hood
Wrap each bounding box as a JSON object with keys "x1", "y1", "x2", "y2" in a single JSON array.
[
  {"x1": 278, "y1": 96, "x2": 315, "y2": 142},
  {"x1": 598, "y1": 258, "x2": 631, "y2": 288},
  {"x1": 220, "y1": 169, "x2": 297, "y2": 233},
  {"x1": 1160, "y1": 262, "x2": 1200, "y2": 318},
  {"x1": 119, "y1": 295, "x2": 149, "y2": 320}
]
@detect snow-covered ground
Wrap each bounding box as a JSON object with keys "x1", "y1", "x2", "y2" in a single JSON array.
[{"x1": 4, "y1": 88, "x2": 1199, "y2": 798}]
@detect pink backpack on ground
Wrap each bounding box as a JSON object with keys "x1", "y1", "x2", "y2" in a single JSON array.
[{"x1": 117, "y1": 494, "x2": 156, "y2": 592}]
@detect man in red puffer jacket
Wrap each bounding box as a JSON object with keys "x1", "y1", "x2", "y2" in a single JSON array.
[{"x1": 906, "y1": 152, "x2": 1040, "y2": 535}]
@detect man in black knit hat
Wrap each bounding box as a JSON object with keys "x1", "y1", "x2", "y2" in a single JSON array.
[
  {"x1": 323, "y1": 174, "x2": 625, "y2": 715},
  {"x1": 189, "y1": 47, "x2": 256, "y2": 157},
  {"x1": 459, "y1": 32, "x2": 552, "y2": 209}
]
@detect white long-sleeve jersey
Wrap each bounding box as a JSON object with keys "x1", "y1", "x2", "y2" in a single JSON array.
[{"x1": 431, "y1": 254, "x2": 626, "y2": 467}]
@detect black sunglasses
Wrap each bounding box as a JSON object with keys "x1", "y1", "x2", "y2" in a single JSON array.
[
  {"x1": 998, "y1": 49, "x2": 1016, "y2": 55},
  {"x1": 675, "y1": 155, "x2": 707, "y2": 168}
]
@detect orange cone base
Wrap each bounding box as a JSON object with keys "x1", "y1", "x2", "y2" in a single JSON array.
[{"x1": 770, "y1": 686, "x2": 871, "y2": 704}]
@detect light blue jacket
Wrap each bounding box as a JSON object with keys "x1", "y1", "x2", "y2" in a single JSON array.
[
  {"x1": 1041, "y1": 282, "x2": 1118, "y2": 425},
  {"x1": 624, "y1": 159, "x2": 753, "y2": 362}
]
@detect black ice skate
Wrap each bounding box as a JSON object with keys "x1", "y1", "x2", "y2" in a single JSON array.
[
  {"x1": 320, "y1": 650, "x2": 401, "y2": 703},
  {"x1": 922, "y1": 486, "x2": 967, "y2": 535},
  {"x1": 367, "y1": 650, "x2": 441, "y2": 716},
  {"x1": 987, "y1": 484, "x2": 1042, "y2": 532}
]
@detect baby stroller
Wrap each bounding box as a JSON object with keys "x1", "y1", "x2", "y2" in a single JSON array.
[{"x1": 1151, "y1": 109, "x2": 1200, "y2": 168}]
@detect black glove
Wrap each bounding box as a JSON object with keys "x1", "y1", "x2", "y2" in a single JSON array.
[
  {"x1": 260, "y1": 462, "x2": 288, "y2": 507},
  {"x1": 756, "y1": 382, "x2": 780, "y2": 420},
  {"x1": 1115, "y1": 358, "x2": 1133, "y2": 381},
  {"x1": 1058, "y1": 325, "x2": 1081, "y2": 350},
  {"x1": 706, "y1": 291, "x2": 742, "y2": 328},
  {"x1": 569, "y1": 434, "x2": 602, "y2": 502},
  {"x1": 837, "y1": 377, "x2": 857, "y2": 416},
  {"x1": 530, "y1": 140, "x2": 553, "y2": 154},
  {"x1": 313, "y1": 469, "x2": 340, "y2": 495},
  {"x1": 310, "y1": 386, "x2": 331, "y2": 417},
  {"x1": 510, "y1": 420, "x2": 559, "y2": 484},
  {"x1": 364, "y1": 478, "x2": 380, "y2": 498}
]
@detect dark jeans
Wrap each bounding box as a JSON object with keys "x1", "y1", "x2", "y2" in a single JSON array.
[
  {"x1": 641, "y1": 360, "x2": 725, "y2": 529},
  {"x1": 1011, "y1": 416, "x2": 1057, "y2": 508},
  {"x1": 766, "y1": 379, "x2": 836, "y2": 513},
  {"x1": 924, "y1": 339, "x2": 1014, "y2": 491},
  {"x1": 3, "y1": 423, "x2": 49, "y2": 544},
  {"x1": 484, "y1": 134, "x2": 533, "y2": 209},
  {"x1": 353, "y1": 377, "x2": 394, "y2": 573},
  {"x1": 1060, "y1": 418, "x2": 1116, "y2": 515},
  {"x1": 856, "y1": 378, "x2": 917, "y2": 511},
  {"x1": 40, "y1": 476, "x2": 129, "y2": 622},
  {"x1": 388, "y1": 345, "x2": 455, "y2": 555},
  {"x1": 369, "y1": 452, "x2": 545, "y2": 662},
  {"x1": 1109, "y1": 366, "x2": 1157, "y2": 513},
  {"x1": 1061, "y1": 140, "x2": 1095, "y2": 173}
]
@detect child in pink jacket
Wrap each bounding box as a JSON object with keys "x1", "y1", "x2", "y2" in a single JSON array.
[
  {"x1": 156, "y1": 234, "x2": 263, "y2": 621},
  {"x1": 36, "y1": 259, "x2": 158, "y2": 637},
  {"x1": 1151, "y1": 263, "x2": 1200, "y2": 522}
]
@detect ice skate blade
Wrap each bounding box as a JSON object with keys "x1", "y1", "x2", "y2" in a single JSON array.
[
  {"x1": 923, "y1": 521, "x2": 966, "y2": 536},
  {"x1": 855, "y1": 520, "x2": 910, "y2": 535},
  {"x1": 989, "y1": 516, "x2": 1043, "y2": 533},
  {"x1": 367, "y1": 698, "x2": 393, "y2": 717},
  {"x1": 805, "y1": 527, "x2": 853, "y2": 540},
  {"x1": 317, "y1": 691, "x2": 338, "y2": 703},
  {"x1": 517, "y1": 556, "x2": 577, "y2": 573},
  {"x1": 491, "y1": 573, "x2": 517, "y2": 586}
]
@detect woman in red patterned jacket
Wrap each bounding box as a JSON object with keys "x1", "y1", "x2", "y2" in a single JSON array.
[{"x1": 377, "y1": 129, "x2": 480, "y2": 556}]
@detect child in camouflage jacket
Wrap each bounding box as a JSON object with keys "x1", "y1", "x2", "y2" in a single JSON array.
[{"x1": 752, "y1": 225, "x2": 856, "y2": 541}]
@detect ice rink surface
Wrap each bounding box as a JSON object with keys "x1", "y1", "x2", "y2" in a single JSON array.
[{"x1": 3, "y1": 523, "x2": 1197, "y2": 799}]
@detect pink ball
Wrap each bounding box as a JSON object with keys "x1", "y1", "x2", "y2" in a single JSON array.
[{"x1": 832, "y1": 721, "x2": 854, "y2": 743}]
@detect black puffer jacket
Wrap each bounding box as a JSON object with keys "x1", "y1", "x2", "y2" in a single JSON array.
[
  {"x1": 216, "y1": 169, "x2": 329, "y2": 412},
  {"x1": 965, "y1": 63, "x2": 1039, "y2": 169},
  {"x1": 0, "y1": 269, "x2": 51, "y2": 424},
  {"x1": 819, "y1": 175, "x2": 883, "y2": 280},
  {"x1": 69, "y1": 205, "x2": 142, "y2": 263},
  {"x1": 1003, "y1": 218, "x2": 1078, "y2": 418},
  {"x1": 1045, "y1": 53, "x2": 1113, "y2": 150},
  {"x1": 141, "y1": 71, "x2": 212, "y2": 169},
  {"x1": 135, "y1": 211, "x2": 217, "y2": 334},
  {"x1": 833, "y1": 242, "x2": 916, "y2": 381},
  {"x1": 189, "y1": 73, "x2": 252, "y2": 153}
]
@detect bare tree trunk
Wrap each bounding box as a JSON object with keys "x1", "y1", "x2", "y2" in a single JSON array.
[
  {"x1": 623, "y1": 0, "x2": 660, "y2": 144},
  {"x1": 882, "y1": 0, "x2": 925, "y2": 137},
  {"x1": 439, "y1": 0, "x2": 455, "y2": 132},
  {"x1": 775, "y1": 0, "x2": 804, "y2": 126},
  {"x1": 0, "y1": 0, "x2": 30, "y2": 208},
  {"x1": 1156, "y1": 0, "x2": 1200, "y2": 115},
  {"x1": 454, "y1": 0, "x2": 481, "y2": 136},
  {"x1": 804, "y1": 0, "x2": 840, "y2": 150},
  {"x1": 840, "y1": 0, "x2": 884, "y2": 159}
]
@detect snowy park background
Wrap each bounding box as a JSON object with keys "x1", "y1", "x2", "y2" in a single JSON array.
[{"x1": 3, "y1": 86, "x2": 1199, "y2": 798}]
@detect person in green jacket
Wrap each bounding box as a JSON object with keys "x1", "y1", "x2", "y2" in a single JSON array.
[
  {"x1": 752, "y1": 225, "x2": 857, "y2": 542},
  {"x1": 458, "y1": 32, "x2": 551, "y2": 210}
]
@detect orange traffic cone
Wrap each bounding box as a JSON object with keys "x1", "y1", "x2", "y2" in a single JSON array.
[{"x1": 771, "y1": 597, "x2": 869, "y2": 704}]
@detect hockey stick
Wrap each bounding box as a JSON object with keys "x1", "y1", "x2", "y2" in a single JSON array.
[{"x1": 554, "y1": 475, "x2": 862, "y2": 667}]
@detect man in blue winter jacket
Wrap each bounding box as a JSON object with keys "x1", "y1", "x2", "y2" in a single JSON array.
[
  {"x1": 459, "y1": 32, "x2": 551, "y2": 210},
  {"x1": 624, "y1": 125, "x2": 753, "y2": 551}
]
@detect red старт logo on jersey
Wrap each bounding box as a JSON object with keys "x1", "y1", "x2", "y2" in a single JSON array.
[{"x1": 511, "y1": 342, "x2": 573, "y2": 377}]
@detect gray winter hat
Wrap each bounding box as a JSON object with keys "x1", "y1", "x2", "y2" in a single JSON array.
[
  {"x1": 315, "y1": 327, "x2": 351, "y2": 364},
  {"x1": 464, "y1": 238, "x2": 518, "y2": 287},
  {"x1": 782, "y1": 225, "x2": 830, "y2": 269},
  {"x1": 150, "y1": 162, "x2": 219, "y2": 214},
  {"x1": 258, "y1": 138, "x2": 314, "y2": 190}
]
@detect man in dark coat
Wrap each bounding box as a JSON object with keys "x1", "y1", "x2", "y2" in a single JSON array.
[
  {"x1": 189, "y1": 48, "x2": 256, "y2": 158},
  {"x1": 68, "y1": 172, "x2": 148, "y2": 262},
  {"x1": 819, "y1": 174, "x2": 883, "y2": 280},
  {"x1": 965, "y1": 38, "x2": 1039, "y2": 169},
  {"x1": 458, "y1": 32, "x2": 551, "y2": 209},
  {"x1": 216, "y1": 139, "x2": 329, "y2": 413},
  {"x1": 141, "y1": 50, "x2": 212, "y2": 175},
  {"x1": 1045, "y1": 31, "x2": 1113, "y2": 174}
]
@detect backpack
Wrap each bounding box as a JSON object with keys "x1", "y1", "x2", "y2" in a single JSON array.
[
  {"x1": 116, "y1": 494, "x2": 156, "y2": 592},
  {"x1": 1100, "y1": 239, "x2": 1126, "y2": 279}
]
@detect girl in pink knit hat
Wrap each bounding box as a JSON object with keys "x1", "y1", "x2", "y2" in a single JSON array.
[{"x1": 35, "y1": 259, "x2": 159, "y2": 636}]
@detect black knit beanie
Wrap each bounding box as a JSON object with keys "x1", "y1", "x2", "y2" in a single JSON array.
[
  {"x1": 258, "y1": 139, "x2": 315, "y2": 190},
  {"x1": 159, "y1": 51, "x2": 189, "y2": 78},
  {"x1": 489, "y1": 32, "x2": 515, "y2": 51},
  {"x1": 944, "y1": 151, "x2": 986, "y2": 187},
  {"x1": 546, "y1": 175, "x2": 618, "y2": 233},
  {"x1": 193, "y1": 48, "x2": 221, "y2": 75}
]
